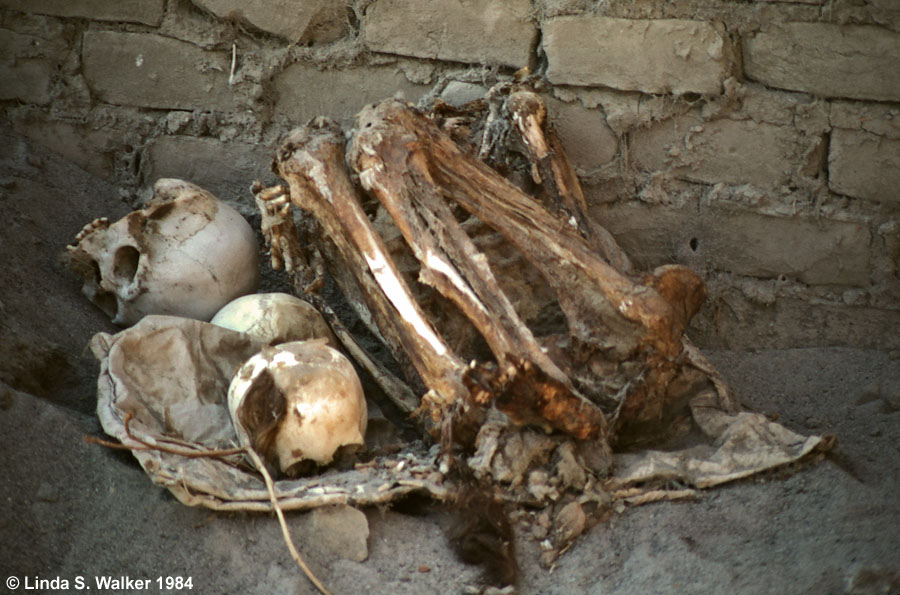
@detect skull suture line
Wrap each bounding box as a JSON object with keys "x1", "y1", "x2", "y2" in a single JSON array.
[
  {"x1": 66, "y1": 179, "x2": 260, "y2": 326},
  {"x1": 228, "y1": 340, "x2": 367, "y2": 475}
]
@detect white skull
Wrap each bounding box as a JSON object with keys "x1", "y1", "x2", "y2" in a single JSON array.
[
  {"x1": 66, "y1": 179, "x2": 260, "y2": 326},
  {"x1": 228, "y1": 340, "x2": 367, "y2": 474},
  {"x1": 211, "y1": 292, "x2": 336, "y2": 347}
]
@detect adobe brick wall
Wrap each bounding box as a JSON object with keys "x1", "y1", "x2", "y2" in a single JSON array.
[{"x1": 1, "y1": 0, "x2": 897, "y2": 349}]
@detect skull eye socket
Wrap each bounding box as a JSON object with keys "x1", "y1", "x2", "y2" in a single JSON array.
[{"x1": 113, "y1": 245, "x2": 141, "y2": 282}]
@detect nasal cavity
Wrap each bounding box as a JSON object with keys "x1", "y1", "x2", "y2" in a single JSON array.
[{"x1": 113, "y1": 245, "x2": 141, "y2": 282}]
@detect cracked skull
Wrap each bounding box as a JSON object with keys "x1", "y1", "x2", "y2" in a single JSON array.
[
  {"x1": 65, "y1": 179, "x2": 260, "y2": 326},
  {"x1": 227, "y1": 340, "x2": 367, "y2": 474}
]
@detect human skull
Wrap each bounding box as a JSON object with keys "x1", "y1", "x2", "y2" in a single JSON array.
[
  {"x1": 228, "y1": 340, "x2": 367, "y2": 474},
  {"x1": 211, "y1": 292, "x2": 337, "y2": 347},
  {"x1": 65, "y1": 179, "x2": 260, "y2": 326}
]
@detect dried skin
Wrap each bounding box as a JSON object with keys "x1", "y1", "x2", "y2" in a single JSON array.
[
  {"x1": 252, "y1": 179, "x2": 421, "y2": 417},
  {"x1": 351, "y1": 127, "x2": 574, "y2": 387},
  {"x1": 252, "y1": 181, "x2": 306, "y2": 273},
  {"x1": 349, "y1": 101, "x2": 609, "y2": 442},
  {"x1": 347, "y1": 98, "x2": 705, "y2": 437},
  {"x1": 273, "y1": 118, "x2": 469, "y2": 411},
  {"x1": 506, "y1": 90, "x2": 632, "y2": 274},
  {"x1": 464, "y1": 359, "x2": 607, "y2": 441},
  {"x1": 268, "y1": 91, "x2": 713, "y2": 450}
]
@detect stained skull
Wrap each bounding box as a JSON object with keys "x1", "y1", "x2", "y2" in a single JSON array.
[
  {"x1": 228, "y1": 340, "x2": 367, "y2": 474},
  {"x1": 65, "y1": 179, "x2": 260, "y2": 326}
]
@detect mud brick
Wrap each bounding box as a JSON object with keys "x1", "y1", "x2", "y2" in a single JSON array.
[
  {"x1": 595, "y1": 201, "x2": 870, "y2": 286},
  {"x1": 744, "y1": 23, "x2": 900, "y2": 102},
  {"x1": 192, "y1": 0, "x2": 347, "y2": 43},
  {"x1": 363, "y1": 0, "x2": 537, "y2": 68},
  {"x1": 631, "y1": 113, "x2": 823, "y2": 187},
  {"x1": 0, "y1": 29, "x2": 61, "y2": 105},
  {"x1": 82, "y1": 31, "x2": 234, "y2": 111},
  {"x1": 274, "y1": 63, "x2": 428, "y2": 127},
  {"x1": 543, "y1": 16, "x2": 731, "y2": 95},
  {"x1": 829, "y1": 129, "x2": 900, "y2": 205},
  {"x1": 0, "y1": 0, "x2": 164, "y2": 26}
]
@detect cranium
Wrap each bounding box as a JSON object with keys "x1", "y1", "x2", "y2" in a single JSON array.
[
  {"x1": 66, "y1": 179, "x2": 260, "y2": 326},
  {"x1": 228, "y1": 340, "x2": 367, "y2": 474},
  {"x1": 211, "y1": 292, "x2": 337, "y2": 347}
]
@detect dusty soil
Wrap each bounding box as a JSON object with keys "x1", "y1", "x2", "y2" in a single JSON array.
[{"x1": 1, "y1": 128, "x2": 899, "y2": 594}]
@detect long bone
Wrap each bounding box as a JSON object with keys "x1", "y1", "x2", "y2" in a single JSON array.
[
  {"x1": 350, "y1": 103, "x2": 609, "y2": 441},
  {"x1": 505, "y1": 90, "x2": 633, "y2": 275},
  {"x1": 273, "y1": 118, "x2": 469, "y2": 412},
  {"x1": 345, "y1": 99, "x2": 706, "y2": 435}
]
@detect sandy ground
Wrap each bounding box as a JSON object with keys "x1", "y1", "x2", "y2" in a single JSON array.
[{"x1": 2, "y1": 129, "x2": 899, "y2": 595}]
